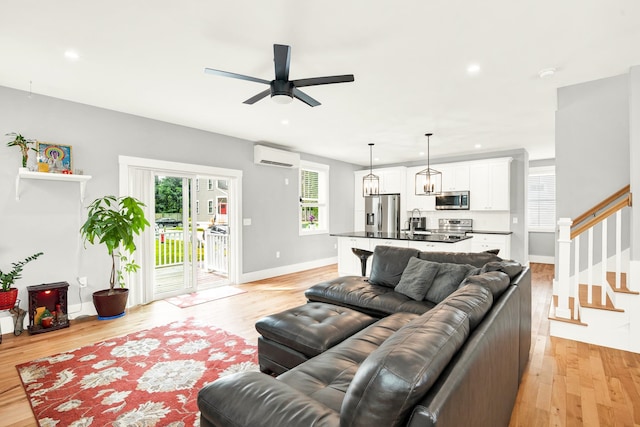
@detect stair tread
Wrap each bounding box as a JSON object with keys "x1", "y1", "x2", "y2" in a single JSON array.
[
  {"x1": 578, "y1": 284, "x2": 624, "y2": 312},
  {"x1": 549, "y1": 295, "x2": 587, "y2": 326},
  {"x1": 606, "y1": 271, "x2": 639, "y2": 294}
]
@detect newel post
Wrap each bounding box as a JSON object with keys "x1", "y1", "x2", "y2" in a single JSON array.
[{"x1": 556, "y1": 218, "x2": 573, "y2": 319}]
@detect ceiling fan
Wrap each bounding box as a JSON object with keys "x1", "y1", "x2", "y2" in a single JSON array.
[{"x1": 204, "y1": 44, "x2": 355, "y2": 107}]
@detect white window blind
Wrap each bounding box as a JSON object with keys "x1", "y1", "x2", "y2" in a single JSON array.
[
  {"x1": 528, "y1": 168, "x2": 556, "y2": 231},
  {"x1": 299, "y1": 161, "x2": 329, "y2": 235}
]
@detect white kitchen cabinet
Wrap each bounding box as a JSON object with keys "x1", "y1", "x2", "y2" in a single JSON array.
[
  {"x1": 377, "y1": 167, "x2": 405, "y2": 194},
  {"x1": 409, "y1": 240, "x2": 471, "y2": 253},
  {"x1": 469, "y1": 158, "x2": 511, "y2": 211},
  {"x1": 438, "y1": 163, "x2": 470, "y2": 191},
  {"x1": 369, "y1": 239, "x2": 409, "y2": 251},
  {"x1": 337, "y1": 237, "x2": 371, "y2": 276},
  {"x1": 468, "y1": 233, "x2": 511, "y2": 259}
]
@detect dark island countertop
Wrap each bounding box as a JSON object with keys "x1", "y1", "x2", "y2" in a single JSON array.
[{"x1": 331, "y1": 231, "x2": 473, "y2": 243}]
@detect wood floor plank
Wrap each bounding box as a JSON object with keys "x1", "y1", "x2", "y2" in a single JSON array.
[{"x1": 2, "y1": 262, "x2": 640, "y2": 427}]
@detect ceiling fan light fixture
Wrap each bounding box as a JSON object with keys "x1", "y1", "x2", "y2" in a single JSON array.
[{"x1": 271, "y1": 94, "x2": 293, "y2": 104}]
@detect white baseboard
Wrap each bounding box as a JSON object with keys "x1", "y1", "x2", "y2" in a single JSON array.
[
  {"x1": 240, "y1": 257, "x2": 337, "y2": 284},
  {"x1": 529, "y1": 255, "x2": 554, "y2": 264}
]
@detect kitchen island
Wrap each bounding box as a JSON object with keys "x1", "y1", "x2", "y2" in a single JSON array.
[{"x1": 333, "y1": 231, "x2": 511, "y2": 276}]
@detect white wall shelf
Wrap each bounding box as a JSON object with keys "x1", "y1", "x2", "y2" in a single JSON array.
[{"x1": 15, "y1": 168, "x2": 92, "y2": 201}]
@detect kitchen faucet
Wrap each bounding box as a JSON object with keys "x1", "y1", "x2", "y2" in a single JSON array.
[{"x1": 408, "y1": 208, "x2": 421, "y2": 236}]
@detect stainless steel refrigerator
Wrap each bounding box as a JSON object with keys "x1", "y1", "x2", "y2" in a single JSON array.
[{"x1": 365, "y1": 194, "x2": 400, "y2": 233}]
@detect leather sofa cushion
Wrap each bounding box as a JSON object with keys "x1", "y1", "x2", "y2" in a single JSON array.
[
  {"x1": 481, "y1": 260, "x2": 523, "y2": 279},
  {"x1": 305, "y1": 276, "x2": 436, "y2": 317},
  {"x1": 441, "y1": 283, "x2": 493, "y2": 330},
  {"x1": 424, "y1": 262, "x2": 480, "y2": 304},
  {"x1": 255, "y1": 303, "x2": 377, "y2": 358},
  {"x1": 368, "y1": 246, "x2": 420, "y2": 288},
  {"x1": 395, "y1": 257, "x2": 441, "y2": 300},
  {"x1": 460, "y1": 270, "x2": 511, "y2": 299},
  {"x1": 277, "y1": 312, "x2": 419, "y2": 413},
  {"x1": 417, "y1": 250, "x2": 502, "y2": 268},
  {"x1": 341, "y1": 290, "x2": 487, "y2": 427}
]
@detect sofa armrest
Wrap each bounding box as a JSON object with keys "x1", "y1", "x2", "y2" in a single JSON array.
[{"x1": 198, "y1": 372, "x2": 340, "y2": 427}]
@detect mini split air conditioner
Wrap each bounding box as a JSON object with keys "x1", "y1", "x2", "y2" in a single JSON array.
[{"x1": 254, "y1": 145, "x2": 300, "y2": 168}]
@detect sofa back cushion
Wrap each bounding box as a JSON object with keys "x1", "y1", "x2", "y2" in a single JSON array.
[
  {"x1": 480, "y1": 260, "x2": 523, "y2": 279},
  {"x1": 460, "y1": 271, "x2": 511, "y2": 300},
  {"x1": 417, "y1": 250, "x2": 502, "y2": 268},
  {"x1": 341, "y1": 285, "x2": 492, "y2": 427},
  {"x1": 369, "y1": 246, "x2": 420, "y2": 288},
  {"x1": 441, "y1": 284, "x2": 493, "y2": 330}
]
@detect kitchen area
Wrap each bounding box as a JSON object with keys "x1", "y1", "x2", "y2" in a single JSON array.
[{"x1": 334, "y1": 156, "x2": 518, "y2": 276}]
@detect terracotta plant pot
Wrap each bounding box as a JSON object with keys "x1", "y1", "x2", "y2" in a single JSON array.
[
  {"x1": 0, "y1": 288, "x2": 19, "y2": 310},
  {"x1": 92, "y1": 288, "x2": 129, "y2": 319}
]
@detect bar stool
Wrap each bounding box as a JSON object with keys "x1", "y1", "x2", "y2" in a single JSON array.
[{"x1": 351, "y1": 248, "x2": 373, "y2": 277}]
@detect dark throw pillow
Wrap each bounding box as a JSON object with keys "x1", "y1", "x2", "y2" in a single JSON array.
[
  {"x1": 395, "y1": 257, "x2": 441, "y2": 301},
  {"x1": 424, "y1": 262, "x2": 479, "y2": 304}
]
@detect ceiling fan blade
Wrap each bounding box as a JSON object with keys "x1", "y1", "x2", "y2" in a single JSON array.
[
  {"x1": 293, "y1": 88, "x2": 321, "y2": 107},
  {"x1": 292, "y1": 74, "x2": 355, "y2": 88},
  {"x1": 273, "y1": 44, "x2": 291, "y2": 81},
  {"x1": 243, "y1": 89, "x2": 272, "y2": 105},
  {"x1": 204, "y1": 68, "x2": 270, "y2": 85}
]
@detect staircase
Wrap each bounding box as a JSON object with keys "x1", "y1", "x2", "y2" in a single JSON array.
[{"x1": 549, "y1": 185, "x2": 639, "y2": 352}]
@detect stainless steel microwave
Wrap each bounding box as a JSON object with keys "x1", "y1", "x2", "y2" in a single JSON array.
[{"x1": 435, "y1": 191, "x2": 470, "y2": 210}]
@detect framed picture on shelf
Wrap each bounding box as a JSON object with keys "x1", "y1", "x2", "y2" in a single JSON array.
[{"x1": 37, "y1": 142, "x2": 72, "y2": 173}]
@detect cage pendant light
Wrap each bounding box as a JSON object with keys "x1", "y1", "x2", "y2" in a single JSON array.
[
  {"x1": 415, "y1": 133, "x2": 442, "y2": 195},
  {"x1": 363, "y1": 143, "x2": 380, "y2": 197}
]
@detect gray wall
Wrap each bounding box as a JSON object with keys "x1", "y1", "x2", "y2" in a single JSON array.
[
  {"x1": 0, "y1": 85, "x2": 357, "y2": 306},
  {"x1": 630, "y1": 66, "x2": 640, "y2": 263},
  {"x1": 555, "y1": 73, "x2": 631, "y2": 269},
  {"x1": 384, "y1": 148, "x2": 529, "y2": 263}
]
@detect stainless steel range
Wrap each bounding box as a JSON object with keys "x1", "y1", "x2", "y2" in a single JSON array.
[{"x1": 412, "y1": 218, "x2": 473, "y2": 242}]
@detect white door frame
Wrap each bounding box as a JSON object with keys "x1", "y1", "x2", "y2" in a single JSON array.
[{"x1": 118, "y1": 155, "x2": 243, "y2": 306}]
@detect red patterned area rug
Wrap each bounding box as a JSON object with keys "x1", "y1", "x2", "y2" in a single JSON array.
[
  {"x1": 164, "y1": 286, "x2": 246, "y2": 308},
  {"x1": 16, "y1": 318, "x2": 258, "y2": 427}
]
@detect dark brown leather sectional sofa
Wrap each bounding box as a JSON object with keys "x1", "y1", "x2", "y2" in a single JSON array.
[{"x1": 198, "y1": 246, "x2": 531, "y2": 427}]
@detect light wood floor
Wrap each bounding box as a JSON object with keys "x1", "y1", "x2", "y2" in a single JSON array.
[{"x1": 1, "y1": 263, "x2": 639, "y2": 426}]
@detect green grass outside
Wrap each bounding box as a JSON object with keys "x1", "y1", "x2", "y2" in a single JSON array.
[{"x1": 155, "y1": 238, "x2": 204, "y2": 266}]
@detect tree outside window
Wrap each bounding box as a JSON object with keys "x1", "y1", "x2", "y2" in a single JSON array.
[{"x1": 299, "y1": 161, "x2": 329, "y2": 234}]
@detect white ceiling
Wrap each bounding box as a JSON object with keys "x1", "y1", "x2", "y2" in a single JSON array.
[{"x1": 1, "y1": 1, "x2": 639, "y2": 166}]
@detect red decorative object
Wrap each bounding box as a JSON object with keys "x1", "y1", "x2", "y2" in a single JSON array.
[
  {"x1": 0, "y1": 288, "x2": 19, "y2": 310},
  {"x1": 16, "y1": 318, "x2": 258, "y2": 426},
  {"x1": 27, "y1": 282, "x2": 69, "y2": 334}
]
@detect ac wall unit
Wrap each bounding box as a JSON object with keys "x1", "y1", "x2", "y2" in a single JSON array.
[{"x1": 254, "y1": 145, "x2": 300, "y2": 168}]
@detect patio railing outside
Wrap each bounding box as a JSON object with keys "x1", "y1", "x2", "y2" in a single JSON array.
[{"x1": 155, "y1": 229, "x2": 228, "y2": 274}]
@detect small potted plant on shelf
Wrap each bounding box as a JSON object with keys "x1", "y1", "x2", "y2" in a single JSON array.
[
  {"x1": 80, "y1": 195, "x2": 149, "y2": 319},
  {"x1": 0, "y1": 252, "x2": 44, "y2": 310},
  {"x1": 5, "y1": 132, "x2": 37, "y2": 169}
]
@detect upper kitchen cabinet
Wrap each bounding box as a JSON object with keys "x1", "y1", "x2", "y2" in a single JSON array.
[
  {"x1": 469, "y1": 158, "x2": 511, "y2": 211},
  {"x1": 376, "y1": 167, "x2": 406, "y2": 194},
  {"x1": 438, "y1": 163, "x2": 470, "y2": 191}
]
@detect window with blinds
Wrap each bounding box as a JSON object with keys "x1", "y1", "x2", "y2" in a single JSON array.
[
  {"x1": 299, "y1": 161, "x2": 329, "y2": 234},
  {"x1": 528, "y1": 167, "x2": 556, "y2": 232}
]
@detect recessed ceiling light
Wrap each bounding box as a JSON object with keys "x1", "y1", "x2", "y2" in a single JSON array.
[
  {"x1": 538, "y1": 68, "x2": 556, "y2": 78},
  {"x1": 419, "y1": 151, "x2": 425, "y2": 156},
  {"x1": 475, "y1": 144, "x2": 482, "y2": 149},
  {"x1": 280, "y1": 119, "x2": 289, "y2": 125},
  {"x1": 374, "y1": 157, "x2": 379, "y2": 162},
  {"x1": 467, "y1": 64, "x2": 481, "y2": 75},
  {"x1": 64, "y1": 50, "x2": 80, "y2": 61}
]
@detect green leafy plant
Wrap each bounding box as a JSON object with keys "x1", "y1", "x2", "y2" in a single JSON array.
[
  {"x1": 80, "y1": 196, "x2": 150, "y2": 292},
  {"x1": 6, "y1": 132, "x2": 37, "y2": 168},
  {"x1": 0, "y1": 252, "x2": 44, "y2": 292}
]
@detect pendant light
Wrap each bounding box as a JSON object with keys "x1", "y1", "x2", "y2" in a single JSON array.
[
  {"x1": 363, "y1": 143, "x2": 380, "y2": 197},
  {"x1": 415, "y1": 133, "x2": 442, "y2": 195}
]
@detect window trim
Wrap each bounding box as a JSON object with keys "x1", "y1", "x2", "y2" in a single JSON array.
[
  {"x1": 299, "y1": 160, "x2": 330, "y2": 236},
  {"x1": 528, "y1": 165, "x2": 556, "y2": 233}
]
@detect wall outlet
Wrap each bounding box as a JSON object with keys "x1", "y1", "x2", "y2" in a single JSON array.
[
  {"x1": 512, "y1": 217, "x2": 518, "y2": 224},
  {"x1": 243, "y1": 218, "x2": 252, "y2": 226},
  {"x1": 334, "y1": 243, "x2": 337, "y2": 249},
  {"x1": 276, "y1": 251, "x2": 280, "y2": 258},
  {"x1": 78, "y1": 276, "x2": 88, "y2": 288}
]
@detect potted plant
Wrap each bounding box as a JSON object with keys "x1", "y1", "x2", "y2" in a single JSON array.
[
  {"x1": 6, "y1": 132, "x2": 37, "y2": 168},
  {"x1": 80, "y1": 195, "x2": 149, "y2": 319},
  {"x1": 0, "y1": 252, "x2": 44, "y2": 310}
]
